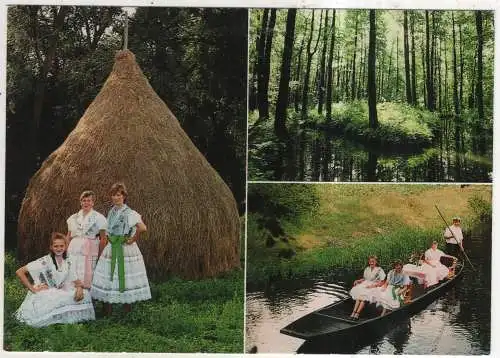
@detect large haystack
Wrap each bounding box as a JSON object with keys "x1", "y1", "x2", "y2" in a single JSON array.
[{"x1": 17, "y1": 50, "x2": 240, "y2": 279}]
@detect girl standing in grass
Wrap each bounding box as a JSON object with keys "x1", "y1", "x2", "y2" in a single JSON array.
[
  {"x1": 91, "y1": 183, "x2": 151, "y2": 315},
  {"x1": 15, "y1": 233, "x2": 95, "y2": 327},
  {"x1": 66, "y1": 190, "x2": 107, "y2": 289}
]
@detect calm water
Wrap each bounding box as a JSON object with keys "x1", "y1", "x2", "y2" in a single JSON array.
[{"x1": 245, "y1": 228, "x2": 491, "y2": 354}]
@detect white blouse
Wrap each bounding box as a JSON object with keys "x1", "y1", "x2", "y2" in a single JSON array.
[
  {"x1": 363, "y1": 266, "x2": 386, "y2": 281},
  {"x1": 425, "y1": 248, "x2": 445, "y2": 262},
  {"x1": 67, "y1": 209, "x2": 107, "y2": 238}
]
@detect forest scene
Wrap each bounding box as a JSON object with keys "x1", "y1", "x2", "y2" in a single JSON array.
[
  {"x1": 5, "y1": 6, "x2": 246, "y2": 352},
  {"x1": 248, "y1": 9, "x2": 494, "y2": 182}
]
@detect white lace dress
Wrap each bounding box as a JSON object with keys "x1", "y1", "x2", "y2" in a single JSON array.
[
  {"x1": 67, "y1": 209, "x2": 107, "y2": 287},
  {"x1": 349, "y1": 266, "x2": 386, "y2": 302},
  {"x1": 421, "y1": 248, "x2": 449, "y2": 286},
  {"x1": 91, "y1": 205, "x2": 151, "y2": 303},
  {"x1": 15, "y1": 254, "x2": 95, "y2": 327}
]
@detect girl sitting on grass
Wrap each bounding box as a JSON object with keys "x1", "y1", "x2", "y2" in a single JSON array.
[
  {"x1": 91, "y1": 182, "x2": 151, "y2": 316},
  {"x1": 15, "y1": 232, "x2": 95, "y2": 327}
]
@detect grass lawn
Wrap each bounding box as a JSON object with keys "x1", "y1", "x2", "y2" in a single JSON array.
[{"x1": 4, "y1": 253, "x2": 244, "y2": 352}]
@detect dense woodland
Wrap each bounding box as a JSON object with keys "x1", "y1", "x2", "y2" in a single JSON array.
[
  {"x1": 249, "y1": 9, "x2": 494, "y2": 182},
  {"x1": 6, "y1": 6, "x2": 247, "y2": 250}
]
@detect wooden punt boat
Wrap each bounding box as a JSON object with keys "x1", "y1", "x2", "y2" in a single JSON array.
[{"x1": 280, "y1": 259, "x2": 463, "y2": 341}]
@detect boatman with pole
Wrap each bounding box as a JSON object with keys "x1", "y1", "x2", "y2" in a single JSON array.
[{"x1": 443, "y1": 216, "x2": 464, "y2": 257}]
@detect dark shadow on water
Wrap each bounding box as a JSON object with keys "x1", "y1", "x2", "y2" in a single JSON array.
[{"x1": 297, "y1": 318, "x2": 412, "y2": 354}]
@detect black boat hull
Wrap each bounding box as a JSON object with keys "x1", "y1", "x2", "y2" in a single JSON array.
[{"x1": 281, "y1": 262, "x2": 464, "y2": 341}]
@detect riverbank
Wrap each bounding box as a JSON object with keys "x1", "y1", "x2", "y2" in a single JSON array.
[
  {"x1": 247, "y1": 184, "x2": 491, "y2": 287},
  {"x1": 4, "y1": 252, "x2": 243, "y2": 352}
]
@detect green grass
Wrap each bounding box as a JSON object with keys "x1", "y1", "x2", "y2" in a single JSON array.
[{"x1": 4, "y1": 253, "x2": 244, "y2": 352}]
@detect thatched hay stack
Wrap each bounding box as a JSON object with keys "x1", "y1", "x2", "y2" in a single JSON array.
[{"x1": 18, "y1": 50, "x2": 240, "y2": 279}]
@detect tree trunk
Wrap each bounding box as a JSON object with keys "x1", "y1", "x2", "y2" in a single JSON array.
[
  {"x1": 368, "y1": 10, "x2": 378, "y2": 130},
  {"x1": 299, "y1": 10, "x2": 323, "y2": 180},
  {"x1": 475, "y1": 11, "x2": 486, "y2": 160},
  {"x1": 32, "y1": 6, "x2": 69, "y2": 160},
  {"x1": 452, "y1": 12, "x2": 461, "y2": 181},
  {"x1": 260, "y1": 9, "x2": 276, "y2": 120},
  {"x1": 294, "y1": 37, "x2": 305, "y2": 113},
  {"x1": 395, "y1": 36, "x2": 399, "y2": 100},
  {"x1": 403, "y1": 10, "x2": 412, "y2": 104},
  {"x1": 257, "y1": 9, "x2": 269, "y2": 118},
  {"x1": 411, "y1": 11, "x2": 417, "y2": 105},
  {"x1": 323, "y1": 10, "x2": 336, "y2": 181},
  {"x1": 275, "y1": 9, "x2": 297, "y2": 139},
  {"x1": 351, "y1": 12, "x2": 359, "y2": 100},
  {"x1": 318, "y1": 10, "x2": 329, "y2": 114},
  {"x1": 425, "y1": 10, "x2": 434, "y2": 111}
]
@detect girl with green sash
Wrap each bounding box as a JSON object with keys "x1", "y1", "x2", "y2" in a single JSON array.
[
  {"x1": 375, "y1": 260, "x2": 411, "y2": 316},
  {"x1": 91, "y1": 183, "x2": 151, "y2": 315}
]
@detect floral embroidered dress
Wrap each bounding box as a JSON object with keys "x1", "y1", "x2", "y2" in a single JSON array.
[
  {"x1": 15, "y1": 254, "x2": 95, "y2": 327},
  {"x1": 67, "y1": 209, "x2": 107, "y2": 287},
  {"x1": 349, "y1": 266, "x2": 386, "y2": 302},
  {"x1": 91, "y1": 204, "x2": 151, "y2": 303},
  {"x1": 375, "y1": 269, "x2": 410, "y2": 310}
]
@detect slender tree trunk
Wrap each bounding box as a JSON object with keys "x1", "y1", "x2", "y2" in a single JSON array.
[
  {"x1": 452, "y1": 12, "x2": 461, "y2": 181},
  {"x1": 323, "y1": 10, "x2": 336, "y2": 181},
  {"x1": 395, "y1": 36, "x2": 399, "y2": 100},
  {"x1": 260, "y1": 9, "x2": 276, "y2": 119},
  {"x1": 318, "y1": 10, "x2": 329, "y2": 114},
  {"x1": 32, "y1": 6, "x2": 69, "y2": 167},
  {"x1": 368, "y1": 10, "x2": 378, "y2": 130},
  {"x1": 387, "y1": 42, "x2": 394, "y2": 100},
  {"x1": 298, "y1": 10, "x2": 323, "y2": 180},
  {"x1": 425, "y1": 10, "x2": 434, "y2": 111},
  {"x1": 421, "y1": 42, "x2": 427, "y2": 108},
  {"x1": 275, "y1": 9, "x2": 297, "y2": 139},
  {"x1": 411, "y1": 11, "x2": 417, "y2": 105},
  {"x1": 459, "y1": 22, "x2": 464, "y2": 106},
  {"x1": 403, "y1": 10, "x2": 412, "y2": 104},
  {"x1": 257, "y1": 9, "x2": 269, "y2": 119},
  {"x1": 475, "y1": 11, "x2": 486, "y2": 161},
  {"x1": 351, "y1": 12, "x2": 359, "y2": 100},
  {"x1": 294, "y1": 37, "x2": 305, "y2": 113}
]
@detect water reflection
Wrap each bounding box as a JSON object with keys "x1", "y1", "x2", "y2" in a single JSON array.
[{"x1": 246, "y1": 227, "x2": 491, "y2": 354}]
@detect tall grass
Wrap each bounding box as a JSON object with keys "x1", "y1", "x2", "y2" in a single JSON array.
[
  {"x1": 4, "y1": 253, "x2": 243, "y2": 352},
  {"x1": 247, "y1": 227, "x2": 439, "y2": 287}
]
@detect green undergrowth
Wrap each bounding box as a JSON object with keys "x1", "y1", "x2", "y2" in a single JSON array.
[
  {"x1": 4, "y1": 252, "x2": 244, "y2": 352},
  {"x1": 327, "y1": 101, "x2": 437, "y2": 147}
]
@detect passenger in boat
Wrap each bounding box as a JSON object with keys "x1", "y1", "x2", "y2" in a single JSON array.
[
  {"x1": 444, "y1": 217, "x2": 464, "y2": 257},
  {"x1": 421, "y1": 241, "x2": 455, "y2": 286},
  {"x1": 349, "y1": 255, "x2": 386, "y2": 319},
  {"x1": 376, "y1": 260, "x2": 411, "y2": 316}
]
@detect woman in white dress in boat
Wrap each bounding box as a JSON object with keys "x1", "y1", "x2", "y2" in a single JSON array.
[
  {"x1": 376, "y1": 260, "x2": 411, "y2": 316},
  {"x1": 350, "y1": 255, "x2": 386, "y2": 319},
  {"x1": 66, "y1": 190, "x2": 107, "y2": 290},
  {"x1": 15, "y1": 233, "x2": 95, "y2": 327},
  {"x1": 421, "y1": 241, "x2": 455, "y2": 287},
  {"x1": 91, "y1": 183, "x2": 151, "y2": 315}
]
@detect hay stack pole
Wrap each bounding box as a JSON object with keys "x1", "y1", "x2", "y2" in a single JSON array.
[{"x1": 17, "y1": 50, "x2": 240, "y2": 280}]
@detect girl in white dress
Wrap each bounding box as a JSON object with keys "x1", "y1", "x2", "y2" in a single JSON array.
[
  {"x1": 421, "y1": 241, "x2": 454, "y2": 287},
  {"x1": 15, "y1": 233, "x2": 95, "y2": 327},
  {"x1": 349, "y1": 255, "x2": 386, "y2": 319},
  {"x1": 376, "y1": 260, "x2": 411, "y2": 316},
  {"x1": 67, "y1": 190, "x2": 107, "y2": 289},
  {"x1": 91, "y1": 183, "x2": 151, "y2": 315}
]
